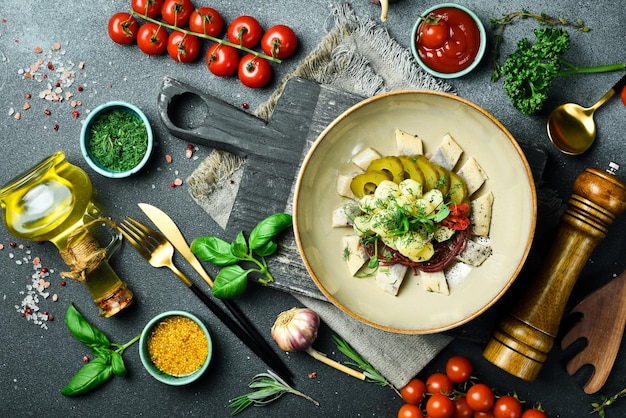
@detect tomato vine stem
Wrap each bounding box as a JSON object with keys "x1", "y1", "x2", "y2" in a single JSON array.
[{"x1": 129, "y1": 10, "x2": 282, "y2": 64}]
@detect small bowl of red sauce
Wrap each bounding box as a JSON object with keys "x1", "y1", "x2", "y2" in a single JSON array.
[{"x1": 411, "y1": 3, "x2": 486, "y2": 78}]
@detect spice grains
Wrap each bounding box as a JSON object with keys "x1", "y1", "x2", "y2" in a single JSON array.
[{"x1": 147, "y1": 315, "x2": 209, "y2": 377}]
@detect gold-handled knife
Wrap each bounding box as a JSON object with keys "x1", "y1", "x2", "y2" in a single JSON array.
[{"x1": 136, "y1": 202, "x2": 294, "y2": 383}]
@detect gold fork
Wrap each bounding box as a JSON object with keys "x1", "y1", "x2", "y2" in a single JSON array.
[{"x1": 117, "y1": 217, "x2": 293, "y2": 383}]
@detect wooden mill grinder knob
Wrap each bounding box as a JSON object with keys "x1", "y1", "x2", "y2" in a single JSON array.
[{"x1": 483, "y1": 165, "x2": 626, "y2": 381}]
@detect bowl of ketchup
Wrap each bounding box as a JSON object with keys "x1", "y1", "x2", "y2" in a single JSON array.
[{"x1": 411, "y1": 3, "x2": 486, "y2": 78}]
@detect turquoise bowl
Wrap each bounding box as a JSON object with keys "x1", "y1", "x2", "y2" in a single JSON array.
[
  {"x1": 139, "y1": 310, "x2": 213, "y2": 386},
  {"x1": 410, "y1": 3, "x2": 486, "y2": 79},
  {"x1": 80, "y1": 100, "x2": 153, "y2": 178}
]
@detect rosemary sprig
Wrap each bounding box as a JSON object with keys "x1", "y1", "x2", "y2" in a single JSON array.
[
  {"x1": 489, "y1": 10, "x2": 590, "y2": 81},
  {"x1": 332, "y1": 335, "x2": 400, "y2": 396},
  {"x1": 228, "y1": 370, "x2": 319, "y2": 415},
  {"x1": 591, "y1": 387, "x2": 626, "y2": 417}
]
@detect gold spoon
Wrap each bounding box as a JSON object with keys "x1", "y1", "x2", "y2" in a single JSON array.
[{"x1": 547, "y1": 73, "x2": 626, "y2": 155}]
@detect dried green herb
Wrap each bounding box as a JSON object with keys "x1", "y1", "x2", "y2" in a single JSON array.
[{"x1": 87, "y1": 109, "x2": 148, "y2": 172}]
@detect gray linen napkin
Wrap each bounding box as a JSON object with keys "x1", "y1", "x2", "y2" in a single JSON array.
[{"x1": 187, "y1": 4, "x2": 454, "y2": 389}]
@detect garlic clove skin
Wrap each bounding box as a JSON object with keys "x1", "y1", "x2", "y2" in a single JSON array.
[{"x1": 271, "y1": 307, "x2": 320, "y2": 352}]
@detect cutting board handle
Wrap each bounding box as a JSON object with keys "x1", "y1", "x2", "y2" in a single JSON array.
[{"x1": 157, "y1": 77, "x2": 296, "y2": 161}]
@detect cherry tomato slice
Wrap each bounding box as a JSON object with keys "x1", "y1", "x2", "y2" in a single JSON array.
[
  {"x1": 131, "y1": 0, "x2": 164, "y2": 18},
  {"x1": 108, "y1": 12, "x2": 139, "y2": 45},
  {"x1": 238, "y1": 54, "x2": 272, "y2": 88},
  {"x1": 161, "y1": 0, "x2": 193, "y2": 26},
  {"x1": 261, "y1": 24, "x2": 298, "y2": 59},
  {"x1": 189, "y1": 7, "x2": 224, "y2": 37},
  {"x1": 400, "y1": 378, "x2": 426, "y2": 405},
  {"x1": 206, "y1": 43, "x2": 239, "y2": 77},
  {"x1": 228, "y1": 15, "x2": 263, "y2": 49},
  {"x1": 136, "y1": 22, "x2": 168, "y2": 55},
  {"x1": 167, "y1": 31, "x2": 200, "y2": 63}
]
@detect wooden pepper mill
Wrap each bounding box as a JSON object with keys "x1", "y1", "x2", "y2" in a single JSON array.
[{"x1": 483, "y1": 164, "x2": 626, "y2": 381}]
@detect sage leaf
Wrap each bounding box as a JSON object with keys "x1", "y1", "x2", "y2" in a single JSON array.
[
  {"x1": 191, "y1": 236, "x2": 239, "y2": 266},
  {"x1": 111, "y1": 352, "x2": 127, "y2": 377},
  {"x1": 61, "y1": 356, "x2": 113, "y2": 396},
  {"x1": 65, "y1": 303, "x2": 111, "y2": 349},
  {"x1": 248, "y1": 213, "x2": 292, "y2": 250},
  {"x1": 213, "y1": 265, "x2": 249, "y2": 299},
  {"x1": 231, "y1": 231, "x2": 249, "y2": 258}
]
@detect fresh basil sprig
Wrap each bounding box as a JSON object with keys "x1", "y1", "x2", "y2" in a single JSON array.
[
  {"x1": 191, "y1": 213, "x2": 293, "y2": 299},
  {"x1": 61, "y1": 303, "x2": 139, "y2": 396}
]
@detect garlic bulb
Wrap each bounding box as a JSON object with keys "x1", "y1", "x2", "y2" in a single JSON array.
[{"x1": 271, "y1": 307, "x2": 320, "y2": 352}]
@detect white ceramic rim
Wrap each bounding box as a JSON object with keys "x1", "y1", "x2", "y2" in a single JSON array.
[
  {"x1": 410, "y1": 3, "x2": 487, "y2": 79},
  {"x1": 80, "y1": 100, "x2": 153, "y2": 178}
]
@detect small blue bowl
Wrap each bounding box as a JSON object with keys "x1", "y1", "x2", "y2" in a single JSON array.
[
  {"x1": 80, "y1": 101, "x2": 153, "y2": 178},
  {"x1": 139, "y1": 311, "x2": 213, "y2": 386},
  {"x1": 411, "y1": 3, "x2": 486, "y2": 79}
]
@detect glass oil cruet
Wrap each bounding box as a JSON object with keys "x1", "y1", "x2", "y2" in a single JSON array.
[{"x1": 0, "y1": 151, "x2": 133, "y2": 317}]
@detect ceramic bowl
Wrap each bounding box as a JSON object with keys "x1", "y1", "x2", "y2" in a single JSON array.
[
  {"x1": 410, "y1": 3, "x2": 486, "y2": 79},
  {"x1": 293, "y1": 91, "x2": 536, "y2": 334},
  {"x1": 80, "y1": 100, "x2": 153, "y2": 178},
  {"x1": 139, "y1": 311, "x2": 213, "y2": 385}
]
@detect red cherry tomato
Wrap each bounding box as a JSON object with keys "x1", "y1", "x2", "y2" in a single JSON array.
[
  {"x1": 452, "y1": 396, "x2": 473, "y2": 418},
  {"x1": 261, "y1": 24, "x2": 298, "y2": 59},
  {"x1": 167, "y1": 31, "x2": 200, "y2": 63},
  {"x1": 446, "y1": 355, "x2": 473, "y2": 384},
  {"x1": 206, "y1": 43, "x2": 239, "y2": 77},
  {"x1": 398, "y1": 403, "x2": 424, "y2": 418},
  {"x1": 418, "y1": 15, "x2": 450, "y2": 49},
  {"x1": 400, "y1": 378, "x2": 426, "y2": 405},
  {"x1": 474, "y1": 411, "x2": 495, "y2": 418},
  {"x1": 426, "y1": 372, "x2": 453, "y2": 395},
  {"x1": 427, "y1": 393, "x2": 455, "y2": 418},
  {"x1": 108, "y1": 12, "x2": 139, "y2": 45},
  {"x1": 238, "y1": 54, "x2": 272, "y2": 88},
  {"x1": 136, "y1": 22, "x2": 168, "y2": 55},
  {"x1": 466, "y1": 383, "x2": 495, "y2": 412},
  {"x1": 493, "y1": 395, "x2": 522, "y2": 418},
  {"x1": 131, "y1": 0, "x2": 164, "y2": 18},
  {"x1": 189, "y1": 7, "x2": 223, "y2": 37},
  {"x1": 161, "y1": 0, "x2": 194, "y2": 26},
  {"x1": 228, "y1": 15, "x2": 263, "y2": 49},
  {"x1": 621, "y1": 84, "x2": 626, "y2": 106},
  {"x1": 521, "y1": 409, "x2": 547, "y2": 418}
]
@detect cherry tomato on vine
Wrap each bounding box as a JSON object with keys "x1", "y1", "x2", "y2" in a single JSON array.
[
  {"x1": 400, "y1": 378, "x2": 426, "y2": 405},
  {"x1": 167, "y1": 31, "x2": 200, "y2": 63},
  {"x1": 621, "y1": 85, "x2": 626, "y2": 106},
  {"x1": 451, "y1": 396, "x2": 473, "y2": 418},
  {"x1": 161, "y1": 0, "x2": 193, "y2": 26},
  {"x1": 261, "y1": 24, "x2": 298, "y2": 59},
  {"x1": 418, "y1": 14, "x2": 450, "y2": 49},
  {"x1": 108, "y1": 12, "x2": 139, "y2": 45},
  {"x1": 206, "y1": 43, "x2": 239, "y2": 77},
  {"x1": 466, "y1": 383, "x2": 495, "y2": 412},
  {"x1": 131, "y1": 0, "x2": 164, "y2": 18},
  {"x1": 398, "y1": 403, "x2": 424, "y2": 418},
  {"x1": 136, "y1": 22, "x2": 168, "y2": 55},
  {"x1": 474, "y1": 411, "x2": 495, "y2": 418},
  {"x1": 189, "y1": 7, "x2": 223, "y2": 37},
  {"x1": 427, "y1": 393, "x2": 455, "y2": 418},
  {"x1": 521, "y1": 409, "x2": 547, "y2": 418},
  {"x1": 493, "y1": 395, "x2": 522, "y2": 418},
  {"x1": 228, "y1": 15, "x2": 263, "y2": 49},
  {"x1": 446, "y1": 355, "x2": 473, "y2": 384},
  {"x1": 238, "y1": 54, "x2": 272, "y2": 88},
  {"x1": 426, "y1": 372, "x2": 453, "y2": 395}
]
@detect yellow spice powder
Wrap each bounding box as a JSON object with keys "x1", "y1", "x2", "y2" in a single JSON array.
[{"x1": 148, "y1": 316, "x2": 209, "y2": 377}]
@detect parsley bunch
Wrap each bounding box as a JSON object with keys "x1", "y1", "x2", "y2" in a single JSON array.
[{"x1": 501, "y1": 27, "x2": 625, "y2": 115}]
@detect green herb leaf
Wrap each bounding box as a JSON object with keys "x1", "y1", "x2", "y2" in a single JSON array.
[
  {"x1": 111, "y1": 352, "x2": 127, "y2": 377},
  {"x1": 61, "y1": 357, "x2": 113, "y2": 396},
  {"x1": 213, "y1": 265, "x2": 250, "y2": 299},
  {"x1": 248, "y1": 213, "x2": 292, "y2": 250},
  {"x1": 65, "y1": 303, "x2": 111, "y2": 349},
  {"x1": 191, "y1": 236, "x2": 240, "y2": 266},
  {"x1": 230, "y1": 231, "x2": 249, "y2": 258},
  {"x1": 253, "y1": 240, "x2": 278, "y2": 257}
]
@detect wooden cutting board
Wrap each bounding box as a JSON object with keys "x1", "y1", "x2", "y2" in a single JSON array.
[{"x1": 158, "y1": 76, "x2": 551, "y2": 340}]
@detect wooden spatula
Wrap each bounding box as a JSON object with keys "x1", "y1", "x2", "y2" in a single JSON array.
[{"x1": 561, "y1": 267, "x2": 626, "y2": 394}]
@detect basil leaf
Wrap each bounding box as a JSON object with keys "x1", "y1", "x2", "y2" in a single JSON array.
[
  {"x1": 230, "y1": 231, "x2": 249, "y2": 258},
  {"x1": 213, "y1": 265, "x2": 249, "y2": 299},
  {"x1": 191, "y1": 236, "x2": 239, "y2": 266},
  {"x1": 249, "y1": 213, "x2": 292, "y2": 250},
  {"x1": 111, "y1": 352, "x2": 127, "y2": 377},
  {"x1": 253, "y1": 240, "x2": 278, "y2": 257},
  {"x1": 65, "y1": 304, "x2": 111, "y2": 349},
  {"x1": 61, "y1": 356, "x2": 113, "y2": 396}
]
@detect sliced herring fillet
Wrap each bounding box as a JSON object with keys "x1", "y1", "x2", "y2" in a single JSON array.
[
  {"x1": 430, "y1": 133, "x2": 463, "y2": 171},
  {"x1": 395, "y1": 129, "x2": 423, "y2": 155},
  {"x1": 375, "y1": 263, "x2": 409, "y2": 296}
]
